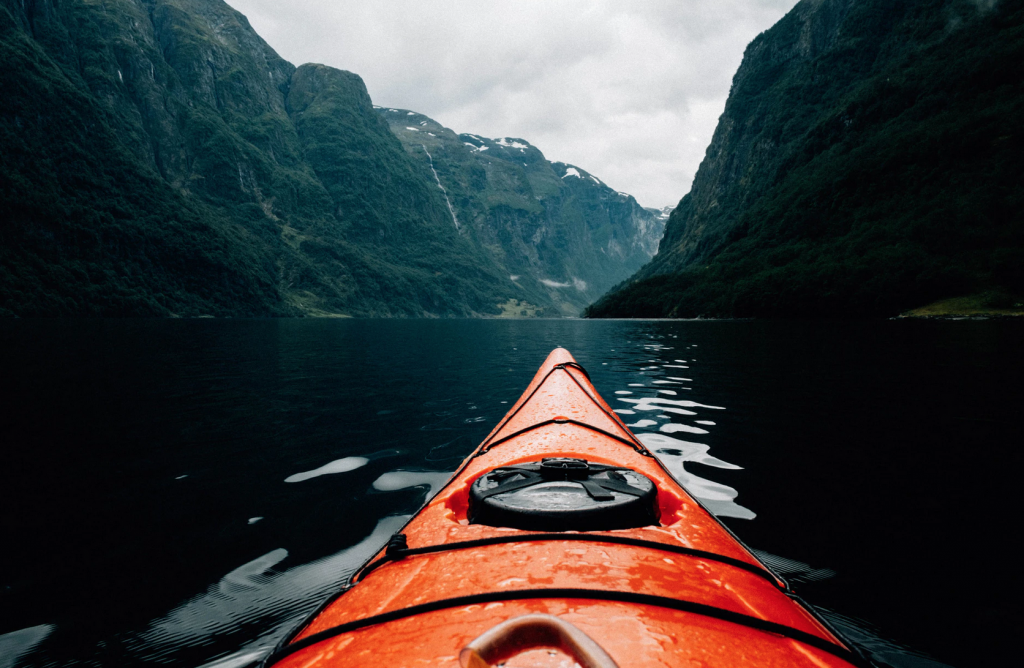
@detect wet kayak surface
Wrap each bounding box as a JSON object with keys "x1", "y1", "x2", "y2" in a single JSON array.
[{"x1": 1, "y1": 318, "x2": 1020, "y2": 668}]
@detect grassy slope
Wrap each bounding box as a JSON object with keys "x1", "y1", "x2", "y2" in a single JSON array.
[
  {"x1": 900, "y1": 292, "x2": 1024, "y2": 318},
  {"x1": 588, "y1": 0, "x2": 1024, "y2": 318}
]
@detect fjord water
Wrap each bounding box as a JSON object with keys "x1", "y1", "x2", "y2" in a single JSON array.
[{"x1": 1, "y1": 319, "x2": 1020, "y2": 668}]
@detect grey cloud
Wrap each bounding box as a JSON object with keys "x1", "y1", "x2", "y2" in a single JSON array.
[{"x1": 228, "y1": 0, "x2": 797, "y2": 208}]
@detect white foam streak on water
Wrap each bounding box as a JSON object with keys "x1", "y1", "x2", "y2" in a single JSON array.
[
  {"x1": 628, "y1": 419, "x2": 658, "y2": 428},
  {"x1": 618, "y1": 397, "x2": 724, "y2": 410},
  {"x1": 221, "y1": 549, "x2": 289, "y2": 590},
  {"x1": 638, "y1": 433, "x2": 755, "y2": 520},
  {"x1": 659, "y1": 423, "x2": 710, "y2": 435},
  {"x1": 196, "y1": 649, "x2": 269, "y2": 668},
  {"x1": 657, "y1": 390, "x2": 677, "y2": 395},
  {"x1": 284, "y1": 456, "x2": 369, "y2": 483},
  {"x1": 0, "y1": 625, "x2": 54, "y2": 668},
  {"x1": 371, "y1": 471, "x2": 450, "y2": 497}
]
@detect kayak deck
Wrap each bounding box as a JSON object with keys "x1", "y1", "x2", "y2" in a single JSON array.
[{"x1": 265, "y1": 349, "x2": 862, "y2": 668}]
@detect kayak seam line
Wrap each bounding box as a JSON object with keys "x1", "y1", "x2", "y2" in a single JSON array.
[
  {"x1": 557, "y1": 362, "x2": 650, "y2": 449},
  {"x1": 479, "y1": 363, "x2": 648, "y2": 454},
  {"x1": 478, "y1": 418, "x2": 652, "y2": 456},
  {"x1": 478, "y1": 362, "x2": 583, "y2": 449},
  {"x1": 351, "y1": 533, "x2": 783, "y2": 589},
  {"x1": 266, "y1": 588, "x2": 866, "y2": 668}
]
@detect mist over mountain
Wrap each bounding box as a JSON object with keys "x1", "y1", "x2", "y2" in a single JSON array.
[
  {"x1": 587, "y1": 0, "x2": 1024, "y2": 318},
  {"x1": 0, "y1": 0, "x2": 659, "y2": 317}
]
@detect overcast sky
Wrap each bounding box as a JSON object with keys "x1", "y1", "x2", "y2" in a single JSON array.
[{"x1": 226, "y1": 0, "x2": 799, "y2": 209}]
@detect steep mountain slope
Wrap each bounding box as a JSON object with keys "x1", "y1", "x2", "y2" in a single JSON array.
[
  {"x1": 379, "y1": 108, "x2": 665, "y2": 315},
  {"x1": 0, "y1": 0, "x2": 517, "y2": 316},
  {"x1": 588, "y1": 0, "x2": 1024, "y2": 318}
]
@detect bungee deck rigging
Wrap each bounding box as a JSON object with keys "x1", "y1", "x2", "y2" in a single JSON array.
[{"x1": 261, "y1": 349, "x2": 871, "y2": 668}]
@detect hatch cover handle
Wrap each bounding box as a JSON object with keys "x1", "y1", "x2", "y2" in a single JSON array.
[{"x1": 459, "y1": 613, "x2": 619, "y2": 668}]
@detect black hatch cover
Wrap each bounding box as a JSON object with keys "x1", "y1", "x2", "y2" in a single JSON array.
[{"x1": 468, "y1": 458, "x2": 658, "y2": 531}]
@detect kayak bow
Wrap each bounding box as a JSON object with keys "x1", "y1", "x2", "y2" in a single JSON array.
[{"x1": 263, "y1": 348, "x2": 866, "y2": 668}]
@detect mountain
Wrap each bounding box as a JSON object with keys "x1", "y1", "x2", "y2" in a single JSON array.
[
  {"x1": 587, "y1": 0, "x2": 1024, "y2": 318},
  {"x1": 0, "y1": 0, "x2": 658, "y2": 318},
  {"x1": 378, "y1": 109, "x2": 665, "y2": 315},
  {"x1": 645, "y1": 206, "x2": 675, "y2": 228},
  {"x1": 1, "y1": 0, "x2": 533, "y2": 317}
]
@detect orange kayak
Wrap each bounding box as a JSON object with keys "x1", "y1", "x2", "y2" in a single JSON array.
[{"x1": 262, "y1": 348, "x2": 867, "y2": 668}]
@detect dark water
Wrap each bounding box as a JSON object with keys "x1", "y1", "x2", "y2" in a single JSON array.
[{"x1": 1, "y1": 319, "x2": 1021, "y2": 668}]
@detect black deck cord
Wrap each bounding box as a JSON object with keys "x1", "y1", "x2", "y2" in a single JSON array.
[
  {"x1": 260, "y1": 588, "x2": 870, "y2": 668},
  {"x1": 477, "y1": 362, "x2": 584, "y2": 449},
  {"x1": 478, "y1": 417, "x2": 652, "y2": 456},
  {"x1": 350, "y1": 533, "x2": 784, "y2": 589},
  {"x1": 475, "y1": 362, "x2": 651, "y2": 456},
  {"x1": 556, "y1": 362, "x2": 650, "y2": 451},
  {"x1": 652, "y1": 478, "x2": 879, "y2": 668}
]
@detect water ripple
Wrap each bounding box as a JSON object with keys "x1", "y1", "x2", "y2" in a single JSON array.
[{"x1": 618, "y1": 342, "x2": 753, "y2": 520}]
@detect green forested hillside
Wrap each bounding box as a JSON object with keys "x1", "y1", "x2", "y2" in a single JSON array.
[
  {"x1": 0, "y1": 0, "x2": 518, "y2": 316},
  {"x1": 587, "y1": 0, "x2": 1024, "y2": 318},
  {"x1": 380, "y1": 109, "x2": 665, "y2": 315}
]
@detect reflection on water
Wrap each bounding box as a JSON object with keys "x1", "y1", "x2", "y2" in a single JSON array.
[
  {"x1": 609, "y1": 346, "x2": 754, "y2": 519},
  {"x1": 0, "y1": 625, "x2": 53, "y2": 668},
  {"x1": 131, "y1": 515, "x2": 410, "y2": 666},
  {"x1": 643, "y1": 434, "x2": 755, "y2": 520},
  {"x1": 821, "y1": 611, "x2": 956, "y2": 668},
  {"x1": 129, "y1": 467, "x2": 452, "y2": 666}
]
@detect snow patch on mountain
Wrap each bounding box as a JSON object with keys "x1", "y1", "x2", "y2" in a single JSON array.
[{"x1": 496, "y1": 138, "x2": 529, "y2": 150}]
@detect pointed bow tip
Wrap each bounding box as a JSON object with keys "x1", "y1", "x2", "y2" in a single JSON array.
[{"x1": 543, "y1": 347, "x2": 578, "y2": 367}]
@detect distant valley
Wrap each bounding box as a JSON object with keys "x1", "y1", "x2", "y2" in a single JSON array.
[{"x1": 380, "y1": 108, "x2": 665, "y2": 315}]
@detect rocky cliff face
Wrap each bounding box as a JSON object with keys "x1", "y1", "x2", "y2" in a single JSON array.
[
  {"x1": 0, "y1": 0, "x2": 518, "y2": 316},
  {"x1": 641, "y1": 0, "x2": 857, "y2": 275},
  {"x1": 380, "y1": 108, "x2": 665, "y2": 314},
  {"x1": 589, "y1": 0, "x2": 1024, "y2": 318}
]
